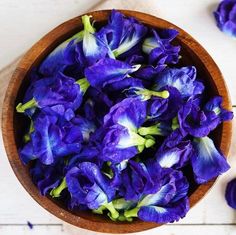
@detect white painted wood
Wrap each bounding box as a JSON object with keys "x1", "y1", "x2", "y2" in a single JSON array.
[
  {"x1": 1, "y1": 224, "x2": 236, "y2": 235},
  {"x1": 0, "y1": 0, "x2": 103, "y2": 69}
]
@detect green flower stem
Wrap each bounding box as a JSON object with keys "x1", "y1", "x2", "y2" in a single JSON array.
[
  {"x1": 82, "y1": 15, "x2": 95, "y2": 33},
  {"x1": 137, "y1": 145, "x2": 145, "y2": 153},
  {"x1": 16, "y1": 98, "x2": 37, "y2": 113},
  {"x1": 138, "y1": 124, "x2": 163, "y2": 136},
  {"x1": 76, "y1": 78, "x2": 90, "y2": 93},
  {"x1": 103, "y1": 202, "x2": 119, "y2": 219},
  {"x1": 66, "y1": 30, "x2": 84, "y2": 43},
  {"x1": 135, "y1": 88, "x2": 169, "y2": 100},
  {"x1": 50, "y1": 178, "x2": 67, "y2": 198},
  {"x1": 124, "y1": 207, "x2": 139, "y2": 218},
  {"x1": 145, "y1": 138, "x2": 155, "y2": 148},
  {"x1": 171, "y1": 117, "x2": 179, "y2": 130},
  {"x1": 117, "y1": 214, "x2": 133, "y2": 222},
  {"x1": 92, "y1": 205, "x2": 106, "y2": 215},
  {"x1": 23, "y1": 119, "x2": 34, "y2": 143}
]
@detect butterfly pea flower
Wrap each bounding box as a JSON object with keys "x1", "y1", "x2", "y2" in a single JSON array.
[
  {"x1": 101, "y1": 98, "x2": 155, "y2": 163},
  {"x1": 98, "y1": 10, "x2": 147, "y2": 58},
  {"x1": 155, "y1": 139, "x2": 193, "y2": 169},
  {"x1": 16, "y1": 73, "x2": 89, "y2": 121},
  {"x1": 225, "y1": 178, "x2": 236, "y2": 209},
  {"x1": 178, "y1": 97, "x2": 221, "y2": 137},
  {"x1": 81, "y1": 15, "x2": 109, "y2": 65},
  {"x1": 119, "y1": 160, "x2": 163, "y2": 201},
  {"x1": 124, "y1": 169, "x2": 189, "y2": 223},
  {"x1": 128, "y1": 86, "x2": 182, "y2": 121},
  {"x1": 191, "y1": 136, "x2": 230, "y2": 184},
  {"x1": 85, "y1": 58, "x2": 141, "y2": 89},
  {"x1": 39, "y1": 30, "x2": 84, "y2": 76},
  {"x1": 66, "y1": 162, "x2": 119, "y2": 218},
  {"x1": 70, "y1": 115, "x2": 96, "y2": 142},
  {"x1": 142, "y1": 28, "x2": 180, "y2": 67},
  {"x1": 214, "y1": 0, "x2": 236, "y2": 37},
  {"x1": 30, "y1": 159, "x2": 65, "y2": 196},
  {"x1": 204, "y1": 96, "x2": 234, "y2": 123},
  {"x1": 20, "y1": 113, "x2": 83, "y2": 165},
  {"x1": 154, "y1": 67, "x2": 204, "y2": 99},
  {"x1": 82, "y1": 88, "x2": 113, "y2": 126}
]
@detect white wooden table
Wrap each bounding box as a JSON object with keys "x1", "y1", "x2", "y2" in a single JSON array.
[{"x1": 1, "y1": 1, "x2": 236, "y2": 234}]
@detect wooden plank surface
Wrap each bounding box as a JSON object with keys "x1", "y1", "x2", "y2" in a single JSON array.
[{"x1": 1, "y1": 0, "x2": 236, "y2": 234}]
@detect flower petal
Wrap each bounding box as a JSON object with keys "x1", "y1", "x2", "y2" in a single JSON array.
[
  {"x1": 138, "y1": 197, "x2": 189, "y2": 223},
  {"x1": 225, "y1": 178, "x2": 236, "y2": 209},
  {"x1": 192, "y1": 136, "x2": 230, "y2": 183},
  {"x1": 85, "y1": 58, "x2": 140, "y2": 89}
]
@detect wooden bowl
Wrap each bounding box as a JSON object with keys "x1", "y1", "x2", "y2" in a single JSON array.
[{"x1": 2, "y1": 10, "x2": 233, "y2": 233}]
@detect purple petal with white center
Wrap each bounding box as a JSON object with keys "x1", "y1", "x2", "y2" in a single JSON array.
[
  {"x1": 154, "y1": 67, "x2": 204, "y2": 98},
  {"x1": 85, "y1": 58, "x2": 140, "y2": 89},
  {"x1": 138, "y1": 197, "x2": 189, "y2": 223},
  {"x1": 104, "y1": 97, "x2": 147, "y2": 129},
  {"x1": 192, "y1": 136, "x2": 230, "y2": 184}
]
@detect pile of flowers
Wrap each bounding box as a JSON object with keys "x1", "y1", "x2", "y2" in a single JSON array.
[{"x1": 17, "y1": 10, "x2": 233, "y2": 223}]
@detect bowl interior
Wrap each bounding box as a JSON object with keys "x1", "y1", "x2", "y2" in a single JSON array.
[{"x1": 2, "y1": 10, "x2": 232, "y2": 233}]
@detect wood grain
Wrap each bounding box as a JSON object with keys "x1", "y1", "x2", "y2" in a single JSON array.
[{"x1": 1, "y1": 10, "x2": 233, "y2": 233}]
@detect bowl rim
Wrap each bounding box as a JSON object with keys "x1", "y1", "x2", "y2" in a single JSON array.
[{"x1": 1, "y1": 9, "x2": 233, "y2": 233}]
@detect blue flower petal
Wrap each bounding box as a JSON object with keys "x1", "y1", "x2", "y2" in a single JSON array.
[
  {"x1": 85, "y1": 58, "x2": 140, "y2": 89},
  {"x1": 156, "y1": 140, "x2": 192, "y2": 169},
  {"x1": 154, "y1": 67, "x2": 204, "y2": 98},
  {"x1": 204, "y1": 96, "x2": 233, "y2": 122},
  {"x1": 214, "y1": 0, "x2": 236, "y2": 37},
  {"x1": 98, "y1": 10, "x2": 147, "y2": 57},
  {"x1": 104, "y1": 97, "x2": 147, "y2": 129},
  {"x1": 138, "y1": 197, "x2": 189, "y2": 223},
  {"x1": 225, "y1": 178, "x2": 236, "y2": 209},
  {"x1": 39, "y1": 31, "x2": 83, "y2": 76},
  {"x1": 192, "y1": 136, "x2": 230, "y2": 184},
  {"x1": 66, "y1": 162, "x2": 116, "y2": 209}
]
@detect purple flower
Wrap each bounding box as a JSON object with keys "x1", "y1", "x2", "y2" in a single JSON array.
[
  {"x1": 20, "y1": 113, "x2": 83, "y2": 165},
  {"x1": 204, "y1": 96, "x2": 233, "y2": 123},
  {"x1": 192, "y1": 136, "x2": 230, "y2": 184},
  {"x1": 81, "y1": 15, "x2": 109, "y2": 65},
  {"x1": 214, "y1": 0, "x2": 236, "y2": 37},
  {"x1": 16, "y1": 73, "x2": 89, "y2": 121},
  {"x1": 148, "y1": 87, "x2": 183, "y2": 121},
  {"x1": 100, "y1": 98, "x2": 155, "y2": 163},
  {"x1": 178, "y1": 97, "x2": 220, "y2": 137},
  {"x1": 66, "y1": 162, "x2": 119, "y2": 218},
  {"x1": 98, "y1": 10, "x2": 147, "y2": 58},
  {"x1": 119, "y1": 160, "x2": 163, "y2": 201},
  {"x1": 127, "y1": 86, "x2": 182, "y2": 121},
  {"x1": 39, "y1": 31, "x2": 84, "y2": 76},
  {"x1": 142, "y1": 29, "x2": 180, "y2": 66},
  {"x1": 154, "y1": 67, "x2": 204, "y2": 99},
  {"x1": 30, "y1": 159, "x2": 65, "y2": 196},
  {"x1": 85, "y1": 58, "x2": 140, "y2": 89},
  {"x1": 155, "y1": 139, "x2": 193, "y2": 169},
  {"x1": 225, "y1": 178, "x2": 236, "y2": 209},
  {"x1": 124, "y1": 169, "x2": 189, "y2": 223}
]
